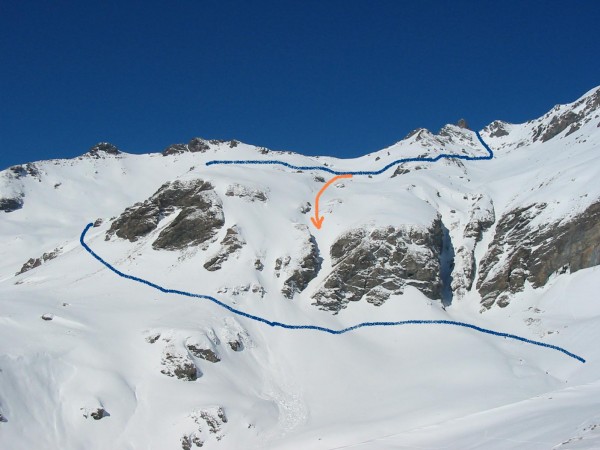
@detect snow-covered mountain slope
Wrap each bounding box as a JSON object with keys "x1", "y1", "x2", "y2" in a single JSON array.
[{"x1": 1, "y1": 86, "x2": 600, "y2": 449}]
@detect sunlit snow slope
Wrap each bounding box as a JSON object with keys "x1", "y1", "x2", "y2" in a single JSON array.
[{"x1": 1, "y1": 86, "x2": 600, "y2": 450}]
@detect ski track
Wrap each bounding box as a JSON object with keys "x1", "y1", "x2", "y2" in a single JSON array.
[
  {"x1": 205, "y1": 131, "x2": 494, "y2": 175},
  {"x1": 80, "y1": 224, "x2": 585, "y2": 363}
]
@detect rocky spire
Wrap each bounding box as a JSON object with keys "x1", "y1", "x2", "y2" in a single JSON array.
[{"x1": 456, "y1": 118, "x2": 470, "y2": 130}]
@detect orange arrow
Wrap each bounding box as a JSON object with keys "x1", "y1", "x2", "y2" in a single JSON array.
[{"x1": 311, "y1": 174, "x2": 353, "y2": 229}]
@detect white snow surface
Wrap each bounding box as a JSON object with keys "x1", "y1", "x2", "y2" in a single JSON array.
[{"x1": 1, "y1": 86, "x2": 600, "y2": 449}]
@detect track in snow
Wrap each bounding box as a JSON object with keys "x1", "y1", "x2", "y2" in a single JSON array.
[
  {"x1": 206, "y1": 131, "x2": 494, "y2": 175},
  {"x1": 80, "y1": 224, "x2": 585, "y2": 363}
]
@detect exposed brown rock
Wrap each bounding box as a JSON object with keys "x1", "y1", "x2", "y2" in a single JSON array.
[{"x1": 478, "y1": 201, "x2": 600, "y2": 308}]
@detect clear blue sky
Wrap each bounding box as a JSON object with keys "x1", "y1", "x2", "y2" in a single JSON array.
[{"x1": 1, "y1": 0, "x2": 599, "y2": 170}]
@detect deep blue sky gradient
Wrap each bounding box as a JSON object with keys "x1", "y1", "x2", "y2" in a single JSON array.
[{"x1": 1, "y1": 0, "x2": 599, "y2": 170}]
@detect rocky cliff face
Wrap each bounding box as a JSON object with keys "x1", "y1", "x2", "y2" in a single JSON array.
[
  {"x1": 477, "y1": 201, "x2": 600, "y2": 308},
  {"x1": 312, "y1": 221, "x2": 443, "y2": 313}
]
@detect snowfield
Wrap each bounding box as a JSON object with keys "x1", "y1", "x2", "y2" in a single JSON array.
[{"x1": 1, "y1": 86, "x2": 600, "y2": 449}]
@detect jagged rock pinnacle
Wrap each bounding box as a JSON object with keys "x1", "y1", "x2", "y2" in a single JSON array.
[{"x1": 456, "y1": 118, "x2": 470, "y2": 130}]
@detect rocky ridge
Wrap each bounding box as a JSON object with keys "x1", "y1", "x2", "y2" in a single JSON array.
[{"x1": 163, "y1": 138, "x2": 239, "y2": 156}]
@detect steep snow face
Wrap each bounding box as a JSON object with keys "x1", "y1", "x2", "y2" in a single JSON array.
[{"x1": 1, "y1": 86, "x2": 600, "y2": 450}]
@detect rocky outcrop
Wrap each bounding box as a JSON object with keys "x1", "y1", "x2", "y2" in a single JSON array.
[
  {"x1": 152, "y1": 208, "x2": 223, "y2": 252},
  {"x1": 195, "y1": 407, "x2": 228, "y2": 436},
  {"x1": 222, "y1": 317, "x2": 253, "y2": 352},
  {"x1": 16, "y1": 248, "x2": 61, "y2": 275},
  {"x1": 274, "y1": 225, "x2": 322, "y2": 299},
  {"x1": 404, "y1": 128, "x2": 430, "y2": 141},
  {"x1": 81, "y1": 407, "x2": 108, "y2": 420},
  {"x1": 299, "y1": 202, "x2": 311, "y2": 214},
  {"x1": 485, "y1": 120, "x2": 510, "y2": 138},
  {"x1": 477, "y1": 200, "x2": 600, "y2": 308},
  {"x1": 456, "y1": 118, "x2": 470, "y2": 130},
  {"x1": 1, "y1": 167, "x2": 31, "y2": 212},
  {"x1": 151, "y1": 205, "x2": 223, "y2": 250},
  {"x1": 162, "y1": 138, "x2": 239, "y2": 156},
  {"x1": 536, "y1": 111, "x2": 581, "y2": 142},
  {"x1": 313, "y1": 221, "x2": 443, "y2": 313},
  {"x1": 225, "y1": 183, "x2": 268, "y2": 202},
  {"x1": 187, "y1": 345, "x2": 220, "y2": 363},
  {"x1": 161, "y1": 345, "x2": 199, "y2": 381},
  {"x1": 204, "y1": 226, "x2": 245, "y2": 271},
  {"x1": 0, "y1": 197, "x2": 23, "y2": 213},
  {"x1": 463, "y1": 196, "x2": 496, "y2": 241},
  {"x1": 87, "y1": 142, "x2": 121, "y2": 157},
  {"x1": 163, "y1": 138, "x2": 209, "y2": 155},
  {"x1": 106, "y1": 179, "x2": 224, "y2": 250},
  {"x1": 391, "y1": 165, "x2": 411, "y2": 177},
  {"x1": 9, "y1": 163, "x2": 40, "y2": 179},
  {"x1": 181, "y1": 434, "x2": 201, "y2": 450},
  {"x1": 216, "y1": 283, "x2": 266, "y2": 298},
  {"x1": 186, "y1": 335, "x2": 221, "y2": 363},
  {"x1": 150, "y1": 324, "x2": 249, "y2": 382},
  {"x1": 188, "y1": 138, "x2": 211, "y2": 153},
  {"x1": 533, "y1": 88, "x2": 600, "y2": 142},
  {"x1": 163, "y1": 143, "x2": 187, "y2": 155},
  {"x1": 145, "y1": 332, "x2": 161, "y2": 344},
  {"x1": 182, "y1": 406, "x2": 228, "y2": 448}
]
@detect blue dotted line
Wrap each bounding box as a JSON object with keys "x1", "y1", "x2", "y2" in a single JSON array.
[
  {"x1": 206, "y1": 131, "x2": 494, "y2": 175},
  {"x1": 80, "y1": 223, "x2": 585, "y2": 363}
]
